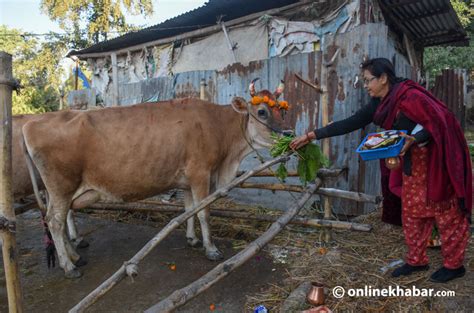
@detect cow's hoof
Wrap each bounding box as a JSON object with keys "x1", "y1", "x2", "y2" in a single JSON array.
[
  {"x1": 206, "y1": 250, "x2": 224, "y2": 261},
  {"x1": 65, "y1": 268, "x2": 82, "y2": 279},
  {"x1": 74, "y1": 257, "x2": 88, "y2": 267},
  {"x1": 187, "y1": 237, "x2": 202, "y2": 248},
  {"x1": 76, "y1": 239, "x2": 90, "y2": 249}
]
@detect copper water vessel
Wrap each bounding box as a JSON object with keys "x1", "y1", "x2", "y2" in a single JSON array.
[
  {"x1": 385, "y1": 157, "x2": 400, "y2": 170},
  {"x1": 307, "y1": 282, "x2": 325, "y2": 306}
]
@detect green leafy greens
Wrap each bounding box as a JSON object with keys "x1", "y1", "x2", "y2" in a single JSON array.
[{"x1": 270, "y1": 133, "x2": 329, "y2": 185}]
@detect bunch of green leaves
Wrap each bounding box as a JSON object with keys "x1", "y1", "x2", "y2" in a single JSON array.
[
  {"x1": 270, "y1": 132, "x2": 329, "y2": 185},
  {"x1": 297, "y1": 143, "x2": 329, "y2": 185},
  {"x1": 270, "y1": 133, "x2": 294, "y2": 157},
  {"x1": 270, "y1": 133, "x2": 293, "y2": 181}
]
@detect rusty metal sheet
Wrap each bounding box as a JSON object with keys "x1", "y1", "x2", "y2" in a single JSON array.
[{"x1": 432, "y1": 69, "x2": 466, "y2": 129}]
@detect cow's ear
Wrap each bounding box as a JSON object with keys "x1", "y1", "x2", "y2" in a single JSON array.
[{"x1": 231, "y1": 97, "x2": 249, "y2": 114}]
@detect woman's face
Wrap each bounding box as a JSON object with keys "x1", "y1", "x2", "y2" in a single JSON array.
[{"x1": 363, "y1": 69, "x2": 389, "y2": 98}]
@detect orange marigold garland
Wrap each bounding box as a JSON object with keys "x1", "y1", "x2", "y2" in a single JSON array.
[{"x1": 250, "y1": 96, "x2": 290, "y2": 110}]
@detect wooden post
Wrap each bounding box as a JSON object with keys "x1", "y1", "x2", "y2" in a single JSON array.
[
  {"x1": 111, "y1": 52, "x2": 119, "y2": 106},
  {"x1": 320, "y1": 55, "x2": 332, "y2": 243},
  {"x1": 0, "y1": 51, "x2": 24, "y2": 313},
  {"x1": 200, "y1": 78, "x2": 207, "y2": 101},
  {"x1": 74, "y1": 60, "x2": 79, "y2": 90}
]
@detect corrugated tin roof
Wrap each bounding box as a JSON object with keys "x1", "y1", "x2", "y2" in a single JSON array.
[
  {"x1": 378, "y1": 0, "x2": 469, "y2": 47},
  {"x1": 70, "y1": 0, "x2": 299, "y2": 56}
]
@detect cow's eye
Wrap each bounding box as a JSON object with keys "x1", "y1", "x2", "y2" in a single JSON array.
[{"x1": 257, "y1": 109, "x2": 268, "y2": 119}]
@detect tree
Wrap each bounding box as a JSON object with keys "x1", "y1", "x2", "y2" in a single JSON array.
[
  {"x1": 40, "y1": 0, "x2": 153, "y2": 47},
  {"x1": 423, "y1": 0, "x2": 473, "y2": 82},
  {"x1": 0, "y1": 26, "x2": 68, "y2": 114}
]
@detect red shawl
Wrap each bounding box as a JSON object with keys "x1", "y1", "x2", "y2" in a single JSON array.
[{"x1": 374, "y1": 80, "x2": 472, "y2": 217}]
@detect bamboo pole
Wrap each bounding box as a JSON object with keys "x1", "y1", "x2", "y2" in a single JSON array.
[
  {"x1": 236, "y1": 167, "x2": 346, "y2": 178},
  {"x1": 68, "y1": 154, "x2": 290, "y2": 313},
  {"x1": 237, "y1": 183, "x2": 380, "y2": 204},
  {"x1": 145, "y1": 179, "x2": 323, "y2": 312},
  {"x1": 80, "y1": 203, "x2": 372, "y2": 232},
  {"x1": 0, "y1": 51, "x2": 24, "y2": 313},
  {"x1": 321, "y1": 47, "x2": 333, "y2": 243}
]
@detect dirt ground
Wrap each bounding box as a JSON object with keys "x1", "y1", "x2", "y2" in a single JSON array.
[{"x1": 0, "y1": 210, "x2": 285, "y2": 312}]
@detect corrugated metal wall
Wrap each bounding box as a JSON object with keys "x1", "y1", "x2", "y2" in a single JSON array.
[
  {"x1": 431, "y1": 69, "x2": 467, "y2": 129},
  {"x1": 111, "y1": 23, "x2": 414, "y2": 216}
]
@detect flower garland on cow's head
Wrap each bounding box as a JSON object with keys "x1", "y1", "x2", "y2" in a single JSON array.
[{"x1": 249, "y1": 78, "x2": 290, "y2": 111}]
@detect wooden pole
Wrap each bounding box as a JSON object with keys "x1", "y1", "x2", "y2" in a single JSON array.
[
  {"x1": 74, "y1": 61, "x2": 79, "y2": 90},
  {"x1": 0, "y1": 51, "x2": 24, "y2": 313},
  {"x1": 111, "y1": 52, "x2": 119, "y2": 106},
  {"x1": 145, "y1": 179, "x2": 324, "y2": 313},
  {"x1": 200, "y1": 78, "x2": 207, "y2": 101},
  {"x1": 236, "y1": 167, "x2": 346, "y2": 178},
  {"x1": 68, "y1": 154, "x2": 290, "y2": 313},
  {"x1": 237, "y1": 183, "x2": 380, "y2": 204},
  {"x1": 80, "y1": 203, "x2": 372, "y2": 232}
]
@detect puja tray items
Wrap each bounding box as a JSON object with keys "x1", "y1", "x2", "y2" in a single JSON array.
[{"x1": 356, "y1": 130, "x2": 406, "y2": 161}]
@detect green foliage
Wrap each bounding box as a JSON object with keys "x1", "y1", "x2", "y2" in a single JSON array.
[
  {"x1": 40, "y1": 0, "x2": 153, "y2": 46},
  {"x1": 423, "y1": 0, "x2": 473, "y2": 82},
  {"x1": 270, "y1": 133, "x2": 329, "y2": 185},
  {"x1": 0, "y1": 25, "x2": 66, "y2": 114},
  {"x1": 270, "y1": 133, "x2": 293, "y2": 157},
  {"x1": 296, "y1": 143, "x2": 330, "y2": 186},
  {"x1": 276, "y1": 163, "x2": 288, "y2": 181}
]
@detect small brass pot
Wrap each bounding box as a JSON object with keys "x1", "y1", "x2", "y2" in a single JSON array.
[
  {"x1": 385, "y1": 157, "x2": 400, "y2": 170},
  {"x1": 307, "y1": 282, "x2": 325, "y2": 306}
]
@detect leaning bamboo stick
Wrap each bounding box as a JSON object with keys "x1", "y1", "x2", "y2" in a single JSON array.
[
  {"x1": 145, "y1": 179, "x2": 323, "y2": 313},
  {"x1": 238, "y1": 183, "x2": 380, "y2": 204},
  {"x1": 68, "y1": 154, "x2": 290, "y2": 313},
  {"x1": 78, "y1": 202, "x2": 372, "y2": 232}
]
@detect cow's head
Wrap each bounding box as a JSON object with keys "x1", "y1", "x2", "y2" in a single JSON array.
[{"x1": 231, "y1": 78, "x2": 291, "y2": 148}]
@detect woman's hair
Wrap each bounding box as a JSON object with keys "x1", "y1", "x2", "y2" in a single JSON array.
[{"x1": 360, "y1": 58, "x2": 399, "y2": 85}]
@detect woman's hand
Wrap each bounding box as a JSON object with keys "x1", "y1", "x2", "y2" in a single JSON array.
[
  {"x1": 399, "y1": 133, "x2": 416, "y2": 156},
  {"x1": 290, "y1": 132, "x2": 316, "y2": 150}
]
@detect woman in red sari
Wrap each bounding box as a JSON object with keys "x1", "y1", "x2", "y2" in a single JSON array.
[{"x1": 290, "y1": 58, "x2": 471, "y2": 283}]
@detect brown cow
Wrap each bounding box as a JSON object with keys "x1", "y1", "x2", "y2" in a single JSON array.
[
  {"x1": 14, "y1": 114, "x2": 86, "y2": 247},
  {"x1": 23, "y1": 89, "x2": 289, "y2": 278}
]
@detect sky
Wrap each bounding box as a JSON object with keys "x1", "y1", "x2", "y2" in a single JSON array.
[{"x1": 0, "y1": 0, "x2": 208, "y2": 34}]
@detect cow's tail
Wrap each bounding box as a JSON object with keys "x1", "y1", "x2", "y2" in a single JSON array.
[
  {"x1": 22, "y1": 134, "x2": 56, "y2": 268},
  {"x1": 22, "y1": 137, "x2": 47, "y2": 212}
]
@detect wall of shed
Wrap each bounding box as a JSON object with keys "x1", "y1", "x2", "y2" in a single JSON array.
[{"x1": 79, "y1": 23, "x2": 411, "y2": 216}]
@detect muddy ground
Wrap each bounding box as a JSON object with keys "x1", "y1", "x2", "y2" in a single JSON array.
[{"x1": 0, "y1": 210, "x2": 285, "y2": 312}]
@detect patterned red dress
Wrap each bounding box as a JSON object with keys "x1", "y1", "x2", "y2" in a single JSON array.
[{"x1": 402, "y1": 146, "x2": 470, "y2": 269}]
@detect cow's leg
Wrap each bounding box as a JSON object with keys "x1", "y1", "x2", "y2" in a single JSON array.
[
  {"x1": 68, "y1": 190, "x2": 101, "y2": 249},
  {"x1": 46, "y1": 202, "x2": 82, "y2": 278},
  {"x1": 66, "y1": 211, "x2": 89, "y2": 249},
  {"x1": 191, "y1": 177, "x2": 223, "y2": 261},
  {"x1": 184, "y1": 190, "x2": 201, "y2": 247}
]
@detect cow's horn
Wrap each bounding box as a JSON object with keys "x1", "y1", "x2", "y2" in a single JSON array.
[
  {"x1": 274, "y1": 80, "x2": 285, "y2": 99},
  {"x1": 249, "y1": 78, "x2": 259, "y2": 97}
]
